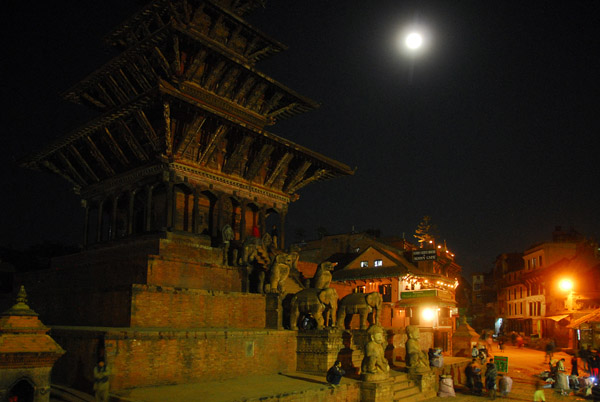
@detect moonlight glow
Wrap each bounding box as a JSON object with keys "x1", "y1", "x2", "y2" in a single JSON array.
[{"x1": 405, "y1": 32, "x2": 423, "y2": 49}]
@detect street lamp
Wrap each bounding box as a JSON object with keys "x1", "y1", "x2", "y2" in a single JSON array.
[
  {"x1": 558, "y1": 278, "x2": 574, "y2": 311},
  {"x1": 558, "y1": 279, "x2": 573, "y2": 292}
]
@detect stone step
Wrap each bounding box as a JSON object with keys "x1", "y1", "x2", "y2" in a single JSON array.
[
  {"x1": 393, "y1": 385, "x2": 422, "y2": 402},
  {"x1": 392, "y1": 378, "x2": 416, "y2": 391}
]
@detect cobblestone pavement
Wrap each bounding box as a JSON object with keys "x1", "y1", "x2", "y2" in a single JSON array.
[{"x1": 426, "y1": 343, "x2": 593, "y2": 402}]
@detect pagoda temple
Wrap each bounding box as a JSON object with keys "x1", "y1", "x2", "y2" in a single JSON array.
[
  {"x1": 18, "y1": 0, "x2": 353, "y2": 394},
  {"x1": 22, "y1": 0, "x2": 352, "y2": 249}
]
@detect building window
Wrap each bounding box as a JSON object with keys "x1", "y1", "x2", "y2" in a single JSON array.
[
  {"x1": 520, "y1": 287, "x2": 523, "y2": 299},
  {"x1": 509, "y1": 304, "x2": 512, "y2": 315},
  {"x1": 355, "y1": 286, "x2": 366, "y2": 293},
  {"x1": 360, "y1": 261, "x2": 368, "y2": 268},
  {"x1": 537, "y1": 301, "x2": 541, "y2": 316},
  {"x1": 374, "y1": 259, "x2": 383, "y2": 267},
  {"x1": 539, "y1": 255, "x2": 543, "y2": 266},
  {"x1": 379, "y1": 284, "x2": 391, "y2": 302},
  {"x1": 531, "y1": 258, "x2": 537, "y2": 268}
]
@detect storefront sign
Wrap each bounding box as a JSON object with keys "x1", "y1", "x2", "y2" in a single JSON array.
[
  {"x1": 412, "y1": 249, "x2": 437, "y2": 261},
  {"x1": 401, "y1": 289, "x2": 437, "y2": 299}
]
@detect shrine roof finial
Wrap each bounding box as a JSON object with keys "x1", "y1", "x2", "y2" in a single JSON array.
[{"x1": 2, "y1": 285, "x2": 38, "y2": 317}]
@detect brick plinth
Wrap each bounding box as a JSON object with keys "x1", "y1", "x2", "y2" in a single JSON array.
[
  {"x1": 360, "y1": 378, "x2": 394, "y2": 402},
  {"x1": 51, "y1": 327, "x2": 297, "y2": 391},
  {"x1": 296, "y1": 329, "x2": 344, "y2": 374}
]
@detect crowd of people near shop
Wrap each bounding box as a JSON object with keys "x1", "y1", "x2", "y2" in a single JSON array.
[{"x1": 462, "y1": 337, "x2": 600, "y2": 400}]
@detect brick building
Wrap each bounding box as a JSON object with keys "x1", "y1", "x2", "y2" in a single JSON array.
[
  {"x1": 495, "y1": 227, "x2": 600, "y2": 347},
  {"x1": 297, "y1": 233, "x2": 462, "y2": 354}
]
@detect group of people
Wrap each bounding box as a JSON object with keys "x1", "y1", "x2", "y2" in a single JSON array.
[
  {"x1": 465, "y1": 357, "x2": 511, "y2": 399},
  {"x1": 580, "y1": 345, "x2": 600, "y2": 378}
]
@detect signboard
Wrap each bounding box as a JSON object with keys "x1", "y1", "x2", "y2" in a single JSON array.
[
  {"x1": 401, "y1": 289, "x2": 437, "y2": 299},
  {"x1": 412, "y1": 249, "x2": 437, "y2": 261},
  {"x1": 494, "y1": 356, "x2": 508, "y2": 373}
]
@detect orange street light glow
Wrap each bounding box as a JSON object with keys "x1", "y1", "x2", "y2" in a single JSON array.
[{"x1": 559, "y1": 279, "x2": 573, "y2": 292}]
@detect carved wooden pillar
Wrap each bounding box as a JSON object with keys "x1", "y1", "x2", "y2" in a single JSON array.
[
  {"x1": 192, "y1": 187, "x2": 199, "y2": 234},
  {"x1": 279, "y1": 209, "x2": 287, "y2": 250},
  {"x1": 127, "y1": 189, "x2": 136, "y2": 235},
  {"x1": 166, "y1": 182, "x2": 174, "y2": 231},
  {"x1": 96, "y1": 199, "x2": 104, "y2": 243},
  {"x1": 145, "y1": 185, "x2": 153, "y2": 232},
  {"x1": 110, "y1": 195, "x2": 119, "y2": 240},
  {"x1": 259, "y1": 206, "x2": 266, "y2": 238},
  {"x1": 240, "y1": 200, "x2": 247, "y2": 242},
  {"x1": 214, "y1": 193, "x2": 224, "y2": 238},
  {"x1": 82, "y1": 200, "x2": 89, "y2": 247}
]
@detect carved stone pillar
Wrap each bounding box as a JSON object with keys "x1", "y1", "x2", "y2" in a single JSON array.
[
  {"x1": 145, "y1": 185, "x2": 153, "y2": 232},
  {"x1": 96, "y1": 199, "x2": 104, "y2": 243}
]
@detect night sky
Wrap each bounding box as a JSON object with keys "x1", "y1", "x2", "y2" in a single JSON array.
[{"x1": 2, "y1": 1, "x2": 599, "y2": 275}]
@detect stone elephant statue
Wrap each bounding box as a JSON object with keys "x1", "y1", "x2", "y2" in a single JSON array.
[
  {"x1": 336, "y1": 291, "x2": 382, "y2": 330},
  {"x1": 264, "y1": 251, "x2": 298, "y2": 294},
  {"x1": 289, "y1": 287, "x2": 338, "y2": 330},
  {"x1": 312, "y1": 261, "x2": 337, "y2": 289}
]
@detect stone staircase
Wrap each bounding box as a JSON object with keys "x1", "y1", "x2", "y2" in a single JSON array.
[{"x1": 390, "y1": 371, "x2": 434, "y2": 402}]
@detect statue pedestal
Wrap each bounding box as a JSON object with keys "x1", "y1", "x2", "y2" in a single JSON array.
[
  {"x1": 360, "y1": 377, "x2": 394, "y2": 402},
  {"x1": 452, "y1": 319, "x2": 480, "y2": 357},
  {"x1": 408, "y1": 371, "x2": 437, "y2": 398},
  {"x1": 296, "y1": 329, "x2": 343, "y2": 374},
  {"x1": 265, "y1": 293, "x2": 282, "y2": 329}
]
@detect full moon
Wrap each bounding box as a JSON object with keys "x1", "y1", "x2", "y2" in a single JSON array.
[{"x1": 405, "y1": 32, "x2": 423, "y2": 49}]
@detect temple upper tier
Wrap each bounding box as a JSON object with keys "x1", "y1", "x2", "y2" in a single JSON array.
[{"x1": 20, "y1": 0, "x2": 353, "y2": 248}]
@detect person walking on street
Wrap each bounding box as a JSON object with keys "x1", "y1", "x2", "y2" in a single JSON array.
[
  {"x1": 544, "y1": 340, "x2": 554, "y2": 363},
  {"x1": 485, "y1": 358, "x2": 497, "y2": 400}
]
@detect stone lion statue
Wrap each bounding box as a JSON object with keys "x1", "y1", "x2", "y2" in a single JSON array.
[
  {"x1": 361, "y1": 324, "x2": 390, "y2": 380},
  {"x1": 405, "y1": 325, "x2": 430, "y2": 374}
]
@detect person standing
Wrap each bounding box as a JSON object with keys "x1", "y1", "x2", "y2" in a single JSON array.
[
  {"x1": 544, "y1": 340, "x2": 554, "y2": 363},
  {"x1": 590, "y1": 350, "x2": 600, "y2": 378},
  {"x1": 556, "y1": 358, "x2": 569, "y2": 396},
  {"x1": 571, "y1": 354, "x2": 579, "y2": 376},
  {"x1": 93, "y1": 359, "x2": 110, "y2": 402},
  {"x1": 485, "y1": 358, "x2": 497, "y2": 400},
  {"x1": 326, "y1": 360, "x2": 345, "y2": 388},
  {"x1": 534, "y1": 380, "x2": 546, "y2": 402}
]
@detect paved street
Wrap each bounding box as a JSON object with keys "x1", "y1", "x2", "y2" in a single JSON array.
[{"x1": 429, "y1": 343, "x2": 591, "y2": 402}]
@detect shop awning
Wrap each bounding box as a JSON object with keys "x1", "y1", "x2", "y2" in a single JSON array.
[
  {"x1": 545, "y1": 314, "x2": 570, "y2": 322},
  {"x1": 567, "y1": 308, "x2": 600, "y2": 329}
]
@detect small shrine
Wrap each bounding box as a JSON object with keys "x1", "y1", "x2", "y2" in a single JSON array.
[{"x1": 0, "y1": 286, "x2": 65, "y2": 402}]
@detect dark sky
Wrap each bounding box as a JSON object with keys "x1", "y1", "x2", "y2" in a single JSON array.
[{"x1": 2, "y1": 1, "x2": 599, "y2": 275}]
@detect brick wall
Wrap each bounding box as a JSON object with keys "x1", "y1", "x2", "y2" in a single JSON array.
[
  {"x1": 106, "y1": 329, "x2": 297, "y2": 390},
  {"x1": 131, "y1": 285, "x2": 266, "y2": 328}
]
